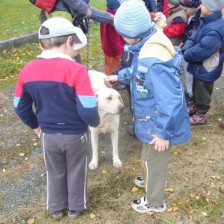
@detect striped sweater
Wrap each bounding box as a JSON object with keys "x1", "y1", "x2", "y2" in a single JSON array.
[{"x1": 14, "y1": 51, "x2": 100, "y2": 134}]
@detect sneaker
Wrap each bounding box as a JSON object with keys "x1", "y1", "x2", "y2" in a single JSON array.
[
  {"x1": 190, "y1": 114, "x2": 207, "y2": 126},
  {"x1": 188, "y1": 105, "x2": 196, "y2": 116},
  {"x1": 68, "y1": 210, "x2": 81, "y2": 219},
  {"x1": 131, "y1": 200, "x2": 166, "y2": 214},
  {"x1": 134, "y1": 176, "x2": 144, "y2": 188},
  {"x1": 132, "y1": 196, "x2": 146, "y2": 206},
  {"x1": 51, "y1": 210, "x2": 63, "y2": 220}
]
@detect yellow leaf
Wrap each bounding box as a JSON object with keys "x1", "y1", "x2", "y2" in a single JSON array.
[
  {"x1": 24, "y1": 157, "x2": 29, "y2": 161},
  {"x1": 202, "y1": 137, "x2": 206, "y2": 141},
  {"x1": 90, "y1": 213, "x2": 95, "y2": 219},
  {"x1": 190, "y1": 193, "x2": 195, "y2": 198},
  {"x1": 146, "y1": 211, "x2": 154, "y2": 216},
  {"x1": 218, "y1": 118, "x2": 222, "y2": 122},
  {"x1": 168, "y1": 207, "x2": 173, "y2": 212},
  {"x1": 19, "y1": 153, "x2": 24, "y2": 157},
  {"x1": 173, "y1": 151, "x2": 178, "y2": 155},
  {"x1": 131, "y1": 187, "x2": 139, "y2": 192},
  {"x1": 165, "y1": 187, "x2": 175, "y2": 193},
  {"x1": 102, "y1": 170, "x2": 108, "y2": 174},
  {"x1": 16, "y1": 143, "x2": 21, "y2": 147},
  {"x1": 27, "y1": 217, "x2": 35, "y2": 224},
  {"x1": 3, "y1": 168, "x2": 6, "y2": 173},
  {"x1": 202, "y1": 212, "x2": 208, "y2": 217},
  {"x1": 33, "y1": 143, "x2": 38, "y2": 146}
]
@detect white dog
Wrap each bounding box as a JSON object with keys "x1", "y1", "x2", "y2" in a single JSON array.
[{"x1": 88, "y1": 70, "x2": 125, "y2": 170}]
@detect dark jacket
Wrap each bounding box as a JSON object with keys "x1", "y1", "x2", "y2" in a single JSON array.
[
  {"x1": 183, "y1": 11, "x2": 224, "y2": 82},
  {"x1": 183, "y1": 9, "x2": 201, "y2": 44},
  {"x1": 53, "y1": 0, "x2": 113, "y2": 23}
]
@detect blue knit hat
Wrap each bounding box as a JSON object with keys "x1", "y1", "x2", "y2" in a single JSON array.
[
  {"x1": 201, "y1": 0, "x2": 224, "y2": 12},
  {"x1": 179, "y1": 0, "x2": 201, "y2": 8},
  {"x1": 114, "y1": 0, "x2": 152, "y2": 39},
  {"x1": 107, "y1": 0, "x2": 120, "y2": 10}
]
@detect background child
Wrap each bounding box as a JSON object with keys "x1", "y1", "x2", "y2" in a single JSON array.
[
  {"x1": 14, "y1": 17, "x2": 102, "y2": 220},
  {"x1": 179, "y1": 0, "x2": 201, "y2": 107},
  {"x1": 161, "y1": 0, "x2": 187, "y2": 46},
  {"x1": 105, "y1": 0, "x2": 190, "y2": 213},
  {"x1": 182, "y1": 0, "x2": 224, "y2": 125},
  {"x1": 100, "y1": 0, "x2": 124, "y2": 75}
]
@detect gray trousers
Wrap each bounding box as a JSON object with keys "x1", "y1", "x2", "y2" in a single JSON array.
[
  {"x1": 40, "y1": 132, "x2": 89, "y2": 212},
  {"x1": 141, "y1": 143, "x2": 172, "y2": 207}
]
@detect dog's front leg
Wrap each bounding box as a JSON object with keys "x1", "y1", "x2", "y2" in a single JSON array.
[
  {"x1": 89, "y1": 131, "x2": 99, "y2": 170},
  {"x1": 111, "y1": 130, "x2": 122, "y2": 168}
]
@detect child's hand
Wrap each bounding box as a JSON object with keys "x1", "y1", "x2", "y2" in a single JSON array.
[
  {"x1": 149, "y1": 135, "x2": 169, "y2": 151},
  {"x1": 86, "y1": 9, "x2": 92, "y2": 18},
  {"x1": 104, "y1": 75, "x2": 118, "y2": 88},
  {"x1": 34, "y1": 127, "x2": 41, "y2": 137}
]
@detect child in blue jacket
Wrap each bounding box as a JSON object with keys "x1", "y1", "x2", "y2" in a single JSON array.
[
  {"x1": 105, "y1": 0, "x2": 190, "y2": 213},
  {"x1": 182, "y1": 0, "x2": 224, "y2": 125}
]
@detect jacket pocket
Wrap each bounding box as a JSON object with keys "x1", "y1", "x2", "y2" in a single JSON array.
[{"x1": 203, "y1": 50, "x2": 219, "y2": 72}]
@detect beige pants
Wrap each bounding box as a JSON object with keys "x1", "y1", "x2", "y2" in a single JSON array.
[{"x1": 140, "y1": 143, "x2": 172, "y2": 207}]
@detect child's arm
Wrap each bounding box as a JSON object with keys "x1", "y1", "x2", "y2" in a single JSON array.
[
  {"x1": 163, "y1": 18, "x2": 186, "y2": 37},
  {"x1": 183, "y1": 30, "x2": 223, "y2": 62},
  {"x1": 63, "y1": 0, "x2": 91, "y2": 17}
]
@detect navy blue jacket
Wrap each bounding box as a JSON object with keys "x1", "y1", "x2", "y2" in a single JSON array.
[{"x1": 183, "y1": 11, "x2": 224, "y2": 82}]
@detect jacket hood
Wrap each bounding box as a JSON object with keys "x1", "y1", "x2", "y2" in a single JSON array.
[{"x1": 139, "y1": 29, "x2": 176, "y2": 62}]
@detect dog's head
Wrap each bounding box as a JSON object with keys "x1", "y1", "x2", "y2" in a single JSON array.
[{"x1": 95, "y1": 88, "x2": 125, "y2": 115}]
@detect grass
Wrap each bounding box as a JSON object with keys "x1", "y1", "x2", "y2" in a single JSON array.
[{"x1": 0, "y1": 0, "x2": 105, "y2": 80}]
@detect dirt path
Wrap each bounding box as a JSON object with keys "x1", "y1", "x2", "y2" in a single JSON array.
[{"x1": 0, "y1": 74, "x2": 224, "y2": 224}]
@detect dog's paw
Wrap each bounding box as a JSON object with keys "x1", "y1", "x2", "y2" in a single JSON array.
[
  {"x1": 89, "y1": 160, "x2": 98, "y2": 170},
  {"x1": 113, "y1": 159, "x2": 122, "y2": 168}
]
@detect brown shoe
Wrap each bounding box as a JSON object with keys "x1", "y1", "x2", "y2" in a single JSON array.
[
  {"x1": 220, "y1": 120, "x2": 224, "y2": 129},
  {"x1": 190, "y1": 114, "x2": 207, "y2": 126}
]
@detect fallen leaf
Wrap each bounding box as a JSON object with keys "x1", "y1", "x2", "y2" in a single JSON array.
[
  {"x1": 24, "y1": 157, "x2": 29, "y2": 161},
  {"x1": 218, "y1": 118, "x2": 222, "y2": 122},
  {"x1": 19, "y1": 153, "x2": 24, "y2": 157},
  {"x1": 190, "y1": 193, "x2": 195, "y2": 198},
  {"x1": 27, "y1": 217, "x2": 35, "y2": 224},
  {"x1": 131, "y1": 187, "x2": 139, "y2": 192},
  {"x1": 3, "y1": 168, "x2": 6, "y2": 173},
  {"x1": 202, "y1": 212, "x2": 208, "y2": 217},
  {"x1": 90, "y1": 213, "x2": 95, "y2": 219},
  {"x1": 146, "y1": 211, "x2": 155, "y2": 216},
  {"x1": 202, "y1": 137, "x2": 206, "y2": 141},
  {"x1": 165, "y1": 187, "x2": 175, "y2": 193},
  {"x1": 16, "y1": 143, "x2": 21, "y2": 147},
  {"x1": 102, "y1": 170, "x2": 108, "y2": 174}
]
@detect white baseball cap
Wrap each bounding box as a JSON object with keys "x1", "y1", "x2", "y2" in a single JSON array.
[{"x1": 38, "y1": 17, "x2": 87, "y2": 50}]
